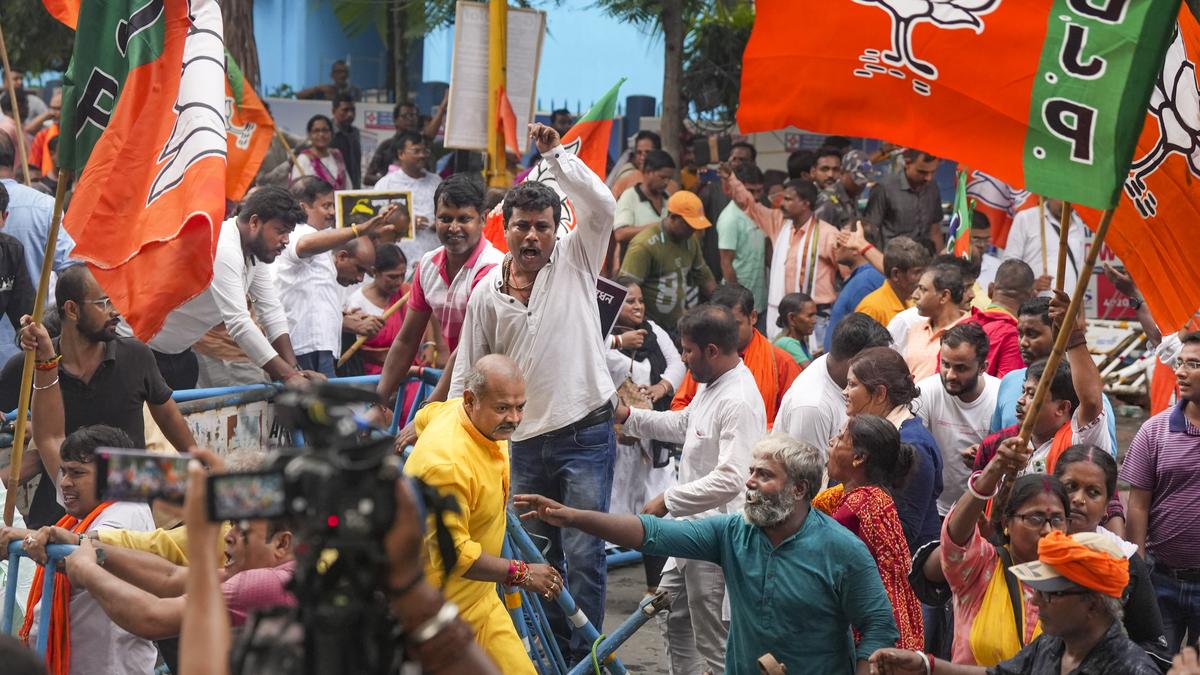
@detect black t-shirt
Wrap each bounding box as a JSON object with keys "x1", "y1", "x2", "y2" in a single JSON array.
[{"x1": 7, "y1": 337, "x2": 174, "y2": 527}]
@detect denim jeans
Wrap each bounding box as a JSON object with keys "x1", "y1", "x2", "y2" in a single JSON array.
[
  {"x1": 296, "y1": 350, "x2": 336, "y2": 378},
  {"x1": 1152, "y1": 567, "x2": 1200, "y2": 650},
  {"x1": 511, "y1": 417, "x2": 616, "y2": 662}
]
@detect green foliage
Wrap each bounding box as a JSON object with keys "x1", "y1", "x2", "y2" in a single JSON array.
[
  {"x1": 268, "y1": 83, "x2": 296, "y2": 99},
  {"x1": 3, "y1": 2, "x2": 75, "y2": 75},
  {"x1": 683, "y1": 1, "x2": 753, "y2": 120},
  {"x1": 327, "y1": 0, "x2": 455, "y2": 39}
]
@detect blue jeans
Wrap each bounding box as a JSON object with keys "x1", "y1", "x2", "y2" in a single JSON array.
[
  {"x1": 1152, "y1": 567, "x2": 1200, "y2": 650},
  {"x1": 296, "y1": 350, "x2": 336, "y2": 378},
  {"x1": 511, "y1": 416, "x2": 616, "y2": 661}
]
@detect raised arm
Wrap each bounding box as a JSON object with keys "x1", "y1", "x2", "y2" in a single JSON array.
[
  {"x1": 719, "y1": 163, "x2": 782, "y2": 240},
  {"x1": 534, "y1": 123, "x2": 615, "y2": 272},
  {"x1": 295, "y1": 205, "x2": 397, "y2": 258},
  {"x1": 22, "y1": 317, "x2": 65, "y2": 481},
  {"x1": 946, "y1": 437, "x2": 1029, "y2": 547},
  {"x1": 1049, "y1": 290, "x2": 1104, "y2": 429}
]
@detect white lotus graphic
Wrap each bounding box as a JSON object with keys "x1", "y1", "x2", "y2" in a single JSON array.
[
  {"x1": 854, "y1": 0, "x2": 1000, "y2": 80},
  {"x1": 1124, "y1": 25, "x2": 1200, "y2": 219}
]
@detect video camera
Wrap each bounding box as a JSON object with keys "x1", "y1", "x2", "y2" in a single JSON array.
[{"x1": 223, "y1": 384, "x2": 459, "y2": 675}]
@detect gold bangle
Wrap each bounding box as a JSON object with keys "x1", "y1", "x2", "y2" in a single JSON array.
[{"x1": 351, "y1": 224, "x2": 360, "y2": 237}]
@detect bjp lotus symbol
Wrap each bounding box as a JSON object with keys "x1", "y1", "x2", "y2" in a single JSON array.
[
  {"x1": 854, "y1": 0, "x2": 1001, "y2": 80},
  {"x1": 1125, "y1": 26, "x2": 1200, "y2": 219}
]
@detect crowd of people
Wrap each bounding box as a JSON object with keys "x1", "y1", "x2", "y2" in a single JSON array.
[{"x1": 0, "y1": 65, "x2": 1197, "y2": 675}]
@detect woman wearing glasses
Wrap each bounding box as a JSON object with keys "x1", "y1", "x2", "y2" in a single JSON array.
[
  {"x1": 937, "y1": 437, "x2": 1070, "y2": 666},
  {"x1": 292, "y1": 114, "x2": 349, "y2": 190}
]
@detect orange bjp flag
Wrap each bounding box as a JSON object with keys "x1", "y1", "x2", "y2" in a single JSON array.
[
  {"x1": 224, "y1": 51, "x2": 274, "y2": 201},
  {"x1": 1075, "y1": 11, "x2": 1200, "y2": 334},
  {"x1": 738, "y1": 0, "x2": 1179, "y2": 211}
]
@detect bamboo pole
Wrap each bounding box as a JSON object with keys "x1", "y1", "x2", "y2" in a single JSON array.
[
  {"x1": 275, "y1": 127, "x2": 301, "y2": 175},
  {"x1": 1037, "y1": 197, "x2": 1048, "y2": 276},
  {"x1": 1055, "y1": 201, "x2": 1074, "y2": 293},
  {"x1": 337, "y1": 291, "x2": 410, "y2": 367},
  {"x1": 1016, "y1": 208, "x2": 1115, "y2": 448},
  {"x1": 4, "y1": 168, "x2": 68, "y2": 526},
  {"x1": 0, "y1": 21, "x2": 31, "y2": 186}
]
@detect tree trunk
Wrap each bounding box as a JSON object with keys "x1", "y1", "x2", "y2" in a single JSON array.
[
  {"x1": 661, "y1": 0, "x2": 685, "y2": 165},
  {"x1": 222, "y1": 0, "x2": 260, "y2": 88}
]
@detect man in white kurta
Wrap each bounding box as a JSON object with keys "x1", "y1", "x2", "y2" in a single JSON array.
[{"x1": 614, "y1": 304, "x2": 767, "y2": 675}]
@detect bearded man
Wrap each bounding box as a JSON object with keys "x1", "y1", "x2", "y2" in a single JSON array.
[{"x1": 515, "y1": 434, "x2": 899, "y2": 675}]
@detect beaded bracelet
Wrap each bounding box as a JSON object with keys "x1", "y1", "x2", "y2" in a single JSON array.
[{"x1": 505, "y1": 559, "x2": 530, "y2": 588}]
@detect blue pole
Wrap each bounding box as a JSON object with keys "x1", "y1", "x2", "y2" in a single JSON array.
[
  {"x1": 565, "y1": 591, "x2": 670, "y2": 675},
  {"x1": 1, "y1": 542, "x2": 19, "y2": 633},
  {"x1": 505, "y1": 511, "x2": 627, "y2": 675},
  {"x1": 501, "y1": 539, "x2": 547, "y2": 674}
]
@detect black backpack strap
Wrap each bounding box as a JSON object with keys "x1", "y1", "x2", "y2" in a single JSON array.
[{"x1": 995, "y1": 544, "x2": 1026, "y2": 647}]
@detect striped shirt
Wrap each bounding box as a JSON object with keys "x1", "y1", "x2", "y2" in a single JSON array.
[
  {"x1": 1120, "y1": 401, "x2": 1200, "y2": 569},
  {"x1": 408, "y1": 237, "x2": 503, "y2": 352}
]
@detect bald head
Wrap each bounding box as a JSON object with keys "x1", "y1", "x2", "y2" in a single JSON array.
[{"x1": 462, "y1": 354, "x2": 526, "y2": 441}]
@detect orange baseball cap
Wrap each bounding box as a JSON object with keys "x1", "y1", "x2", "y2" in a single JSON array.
[{"x1": 666, "y1": 191, "x2": 712, "y2": 230}]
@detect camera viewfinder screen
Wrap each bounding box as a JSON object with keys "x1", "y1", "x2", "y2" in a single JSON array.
[
  {"x1": 100, "y1": 449, "x2": 189, "y2": 503},
  {"x1": 211, "y1": 472, "x2": 286, "y2": 521}
]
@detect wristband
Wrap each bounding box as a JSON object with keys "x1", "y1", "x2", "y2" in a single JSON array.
[
  {"x1": 914, "y1": 651, "x2": 931, "y2": 675},
  {"x1": 967, "y1": 470, "x2": 1000, "y2": 500},
  {"x1": 409, "y1": 601, "x2": 459, "y2": 645},
  {"x1": 35, "y1": 354, "x2": 62, "y2": 371},
  {"x1": 1066, "y1": 329, "x2": 1087, "y2": 351},
  {"x1": 859, "y1": 243, "x2": 874, "y2": 255}
]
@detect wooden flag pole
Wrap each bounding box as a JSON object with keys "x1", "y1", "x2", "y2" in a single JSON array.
[
  {"x1": 1054, "y1": 201, "x2": 1074, "y2": 293},
  {"x1": 1016, "y1": 207, "x2": 1115, "y2": 448},
  {"x1": 1037, "y1": 197, "x2": 1048, "y2": 276},
  {"x1": 337, "y1": 291, "x2": 410, "y2": 367},
  {"x1": 275, "y1": 127, "x2": 302, "y2": 175},
  {"x1": 4, "y1": 168, "x2": 68, "y2": 526},
  {"x1": 0, "y1": 20, "x2": 32, "y2": 186}
]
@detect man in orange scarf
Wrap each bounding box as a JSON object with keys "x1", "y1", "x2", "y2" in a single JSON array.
[
  {"x1": 671, "y1": 284, "x2": 799, "y2": 425},
  {"x1": 0, "y1": 319, "x2": 156, "y2": 675}
]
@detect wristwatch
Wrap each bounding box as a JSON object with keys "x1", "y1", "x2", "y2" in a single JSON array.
[{"x1": 1128, "y1": 295, "x2": 1144, "y2": 311}]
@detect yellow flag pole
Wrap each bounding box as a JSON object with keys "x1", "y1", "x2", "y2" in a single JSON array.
[
  {"x1": 485, "y1": 0, "x2": 511, "y2": 188},
  {"x1": 1016, "y1": 207, "x2": 1114, "y2": 448},
  {"x1": 337, "y1": 291, "x2": 410, "y2": 367},
  {"x1": 1054, "y1": 201, "x2": 1074, "y2": 293},
  {"x1": 0, "y1": 20, "x2": 32, "y2": 186},
  {"x1": 4, "y1": 167, "x2": 68, "y2": 526}
]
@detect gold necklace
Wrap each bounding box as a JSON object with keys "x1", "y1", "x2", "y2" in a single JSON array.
[{"x1": 505, "y1": 257, "x2": 535, "y2": 291}]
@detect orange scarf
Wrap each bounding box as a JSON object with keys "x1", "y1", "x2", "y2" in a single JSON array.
[
  {"x1": 1044, "y1": 422, "x2": 1076, "y2": 475},
  {"x1": 670, "y1": 331, "x2": 787, "y2": 422},
  {"x1": 1038, "y1": 531, "x2": 1130, "y2": 598},
  {"x1": 20, "y1": 501, "x2": 114, "y2": 675}
]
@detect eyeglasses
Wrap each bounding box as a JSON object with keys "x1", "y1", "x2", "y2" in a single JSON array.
[
  {"x1": 1012, "y1": 513, "x2": 1066, "y2": 528},
  {"x1": 1034, "y1": 588, "x2": 1089, "y2": 602},
  {"x1": 1176, "y1": 359, "x2": 1200, "y2": 372},
  {"x1": 84, "y1": 297, "x2": 115, "y2": 312}
]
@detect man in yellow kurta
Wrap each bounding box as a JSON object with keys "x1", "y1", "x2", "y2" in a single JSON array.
[{"x1": 404, "y1": 354, "x2": 560, "y2": 674}]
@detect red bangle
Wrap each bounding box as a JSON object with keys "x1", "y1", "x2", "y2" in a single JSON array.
[{"x1": 859, "y1": 243, "x2": 874, "y2": 255}]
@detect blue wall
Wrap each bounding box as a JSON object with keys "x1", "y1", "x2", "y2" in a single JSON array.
[
  {"x1": 255, "y1": 1, "x2": 665, "y2": 111},
  {"x1": 254, "y1": 0, "x2": 389, "y2": 96}
]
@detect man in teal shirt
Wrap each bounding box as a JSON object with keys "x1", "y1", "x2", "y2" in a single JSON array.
[{"x1": 515, "y1": 434, "x2": 898, "y2": 674}]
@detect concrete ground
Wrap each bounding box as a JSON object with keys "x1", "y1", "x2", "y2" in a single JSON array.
[{"x1": 596, "y1": 409, "x2": 1152, "y2": 672}]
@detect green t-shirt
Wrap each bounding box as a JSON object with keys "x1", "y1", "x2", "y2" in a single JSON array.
[
  {"x1": 620, "y1": 224, "x2": 716, "y2": 330},
  {"x1": 773, "y1": 335, "x2": 812, "y2": 367},
  {"x1": 715, "y1": 201, "x2": 767, "y2": 312}
]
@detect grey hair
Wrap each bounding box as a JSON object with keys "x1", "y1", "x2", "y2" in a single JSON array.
[
  {"x1": 462, "y1": 367, "x2": 488, "y2": 397},
  {"x1": 752, "y1": 433, "x2": 823, "y2": 500},
  {"x1": 1095, "y1": 593, "x2": 1125, "y2": 629}
]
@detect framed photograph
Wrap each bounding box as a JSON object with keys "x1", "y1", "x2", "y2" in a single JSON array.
[{"x1": 334, "y1": 190, "x2": 414, "y2": 242}]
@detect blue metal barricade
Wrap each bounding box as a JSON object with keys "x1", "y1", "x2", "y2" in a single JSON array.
[{"x1": 2, "y1": 542, "x2": 78, "y2": 655}]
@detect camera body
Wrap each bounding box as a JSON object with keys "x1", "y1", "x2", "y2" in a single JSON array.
[{"x1": 225, "y1": 384, "x2": 456, "y2": 675}]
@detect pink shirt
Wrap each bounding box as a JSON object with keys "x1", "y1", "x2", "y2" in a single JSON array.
[
  {"x1": 939, "y1": 512, "x2": 1040, "y2": 665},
  {"x1": 409, "y1": 237, "x2": 503, "y2": 352},
  {"x1": 223, "y1": 560, "x2": 297, "y2": 627}
]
